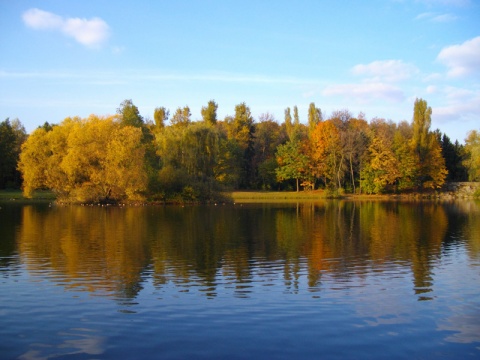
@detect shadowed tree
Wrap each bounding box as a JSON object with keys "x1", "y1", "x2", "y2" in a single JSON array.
[
  {"x1": 253, "y1": 113, "x2": 286, "y2": 189},
  {"x1": 0, "y1": 119, "x2": 27, "y2": 188},
  {"x1": 117, "y1": 99, "x2": 144, "y2": 128},
  {"x1": 440, "y1": 133, "x2": 467, "y2": 181}
]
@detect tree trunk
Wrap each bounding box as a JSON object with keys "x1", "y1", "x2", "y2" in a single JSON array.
[{"x1": 349, "y1": 153, "x2": 355, "y2": 194}]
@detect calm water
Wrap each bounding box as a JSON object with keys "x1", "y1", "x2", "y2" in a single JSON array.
[{"x1": 1, "y1": 200, "x2": 479, "y2": 359}]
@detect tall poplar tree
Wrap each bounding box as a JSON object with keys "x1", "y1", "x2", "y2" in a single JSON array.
[
  {"x1": 153, "y1": 107, "x2": 169, "y2": 131},
  {"x1": 284, "y1": 107, "x2": 293, "y2": 140},
  {"x1": 410, "y1": 98, "x2": 447, "y2": 189},
  {"x1": 231, "y1": 102, "x2": 255, "y2": 188},
  {"x1": 201, "y1": 100, "x2": 218, "y2": 126},
  {"x1": 308, "y1": 102, "x2": 322, "y2": 135},
  {"x1": 293, "y1": 106, "x2": 300, "y2": 126}
]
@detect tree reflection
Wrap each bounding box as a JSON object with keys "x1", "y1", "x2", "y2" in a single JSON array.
[
  {"x1": 17, "y1": 205, "x2": 150, "y2": 299},
  {"x1": 12, "y1": 200, "x2": 479, "y2": 301}
]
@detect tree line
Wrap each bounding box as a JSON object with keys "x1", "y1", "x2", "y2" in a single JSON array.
[{"x1": 1, "y1": 98, "x2": 479, "y2": 202}]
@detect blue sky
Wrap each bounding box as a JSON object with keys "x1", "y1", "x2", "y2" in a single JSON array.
[{"x1": 1, "y1": 0, "x2": 479, "y2": 142}]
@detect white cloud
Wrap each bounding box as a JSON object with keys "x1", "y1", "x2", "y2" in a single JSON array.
[
  {"x1": 351, "y1": 60, "x2": 418, "y2": 82},
  {"x1": 437, "y1": 36, "x2": 480, "y2": 77},
  {"x1": 431, "y1": 86, "x2": 480, "y2": 124},
  {"x1": 112, "y1": 46, "x2": 126, "y2": 55},
  {"x1": 423, "y1": 72, "x2": 442, "y2": 81},
  {"x1": 322, "y1": 82, "x2": 405, "y2": 103},
  {"x1": 415, "y1": 0, "x2": 471, "y2": 6},
  {"x1": 0, "y1": 69, "x2": 321, "y2": 87},
  {"x1": 22, "y1": 8, "x2": 63, "y2": 29},
  {"x1": 431, "y1": 13, "x2": 458, "y2": 22},
  {"x1": 415, "y1": 12, "x2": 435, "y2": 20},
  {"x1": 22, "y1": 8, "x2": 110, "y2": 48},
  {"x1": 62, "y1": 17, "x2": 110, "y2": 47},
  {"x1": 415, "y1": 12, "x2": 458, "y2": 22}
]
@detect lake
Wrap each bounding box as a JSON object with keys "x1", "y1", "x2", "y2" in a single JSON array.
[{"x1": 1, "y1": 200, "x2": 479, "y2": 359}]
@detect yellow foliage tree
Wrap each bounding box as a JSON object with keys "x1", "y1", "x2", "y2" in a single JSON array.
[
  {"x1": 464, "y1": 130, "x2": 480, "y2": 181},
  {"x1": 308, "y1": 120, "x2": 343, "y2": 188},
  {"x1": 410, "y1": 98, "x2": 447, "y2": 189},
  {"x1": 19, "y1": 115, "x2": 147, "y2": 202}
]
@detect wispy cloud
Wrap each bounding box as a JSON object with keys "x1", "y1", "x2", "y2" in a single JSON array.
[
  {"x1": 0, "y1": 69, "x2": 321, "y2": 86},
  {"x1": 416, "y1": 0, "x2": 471, "y2": 6},
  {"x1": 351, "y1": 60, "x2": 418, "y2": 82},
  {"x1": 322, "y1": 82, "x2": 405, "y2": 103},
  {"x1": 22, "y1": 8, "x2": 110, "y2": 48},
  {"x1": 415, "y1": 12, "x2": 458, "y2": 22},
  {"x1": 437, "y1": 36, "x2": 480, "y2": 77},
  {"x1": 322, "y1": 60, "x2": 414, "y2": 103},
  {"x1": 431, "y1": 86, "x2": 480, "y2": 124}
]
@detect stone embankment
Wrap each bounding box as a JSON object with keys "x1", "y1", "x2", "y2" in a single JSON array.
[{"x1": 441, "y1": 182, "x2": 480, "y2": 199}]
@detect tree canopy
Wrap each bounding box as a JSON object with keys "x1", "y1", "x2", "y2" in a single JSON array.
[
  {"x1": 8, "y1": 98, "x2": 477, "y2": 202},
  {"x1": 19, "y1": 115, "x2": 147, "y2": 202}
]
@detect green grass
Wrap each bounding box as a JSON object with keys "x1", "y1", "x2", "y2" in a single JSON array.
[
  {"x1": 229, "y1": 190, "x2": 327, "y2": 203},
  {"x1": 0, "y1": 189, "x2": 56, "y2": 202}
]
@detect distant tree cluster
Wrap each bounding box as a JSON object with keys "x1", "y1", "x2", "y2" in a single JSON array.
[
  {"x1": 0, "y1": 118, "x2": 27, "y2": 189},
  {"x1": 4, "y1": 98, "x2": 479, "y2": 202}
]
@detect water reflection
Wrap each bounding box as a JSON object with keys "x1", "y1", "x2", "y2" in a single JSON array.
[
  {"x1": 10, "y1": 201, "x2": 479, "y2": 301},
  {"x1": 19, "y1": 328, "x2": 105, "y2": 360},
  {"x1": 2, "y1": 199, "x2": 480, "y2": 357}
]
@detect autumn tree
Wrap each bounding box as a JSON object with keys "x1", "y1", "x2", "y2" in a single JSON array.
[
  {"x1": 170, "y1": 106, "x2": 191, "y2": 127},
  {"x1": 155, "y1": 118, "x2": 221, "y2": 200},
  {"x1": 201, "y1": 100, "x2": 218, "y2": 126},
  {"x1": 308, "y1": 120, "x2": 344, "y2": 190},
  {"x1": 410, "y1": 98, "x2": 447, "y2": 189},
  {"x1": 223, "y1": 103, "x2": 255, "y2": 188},
  {"x1": 360, "y1": 120, "x2": 399, "y2": 194},
  {"x1": 308, "y1": 102, "x2": 322, "y2": 135},
  {"x1": 284, "y1": 107, "x2": 294, "y2": 140},
  {"x1": 117, "y1": 99, "x2": 144, "y2": 128},
  {"x1": 19, "y1": 116, "x2": 147, "y2": 202},
  {"x1": 276, "y1": 139, "x2": 309, "y2": 192},
  {"x1": 393, "y1": 121, "x2": 417, "y2": 191},
  {"x1": 464, "y1": 130, "x2": 480, "y2": 181},
  {"x1": 343, "y1": 117, "x2": 368, "y2": 193},
  {"x1": 153, "y1": 107, "x2": 169, "y2": 132},
  {"x1": 214, "y1": 130, "x2": 243, "y2": 188},
  {"x1": 253, "y1": 113, "x2": 287, "y2": 189},
  {"x1": 293, "y1": 106, "x2": 300, "y2": 126}
]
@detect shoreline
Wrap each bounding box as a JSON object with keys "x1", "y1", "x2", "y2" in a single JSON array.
[{"x1": 1, "y1": 184, "x2": 479, "y2": 206}]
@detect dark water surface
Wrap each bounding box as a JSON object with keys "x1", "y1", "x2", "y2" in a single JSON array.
[{"x1": 1, "y1": 200, "x2": 479, "y2": 359}]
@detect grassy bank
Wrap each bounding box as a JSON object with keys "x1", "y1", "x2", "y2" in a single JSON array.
[
  {"x1": 0, "y1": 190, "x2": 56, "y2": 202},
  {"x1": 2, "y1": 187, "x2": 478, "y2": 205},
  {"x1": 229, "y1": 190, "x2": 328, "y2": 203}
]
